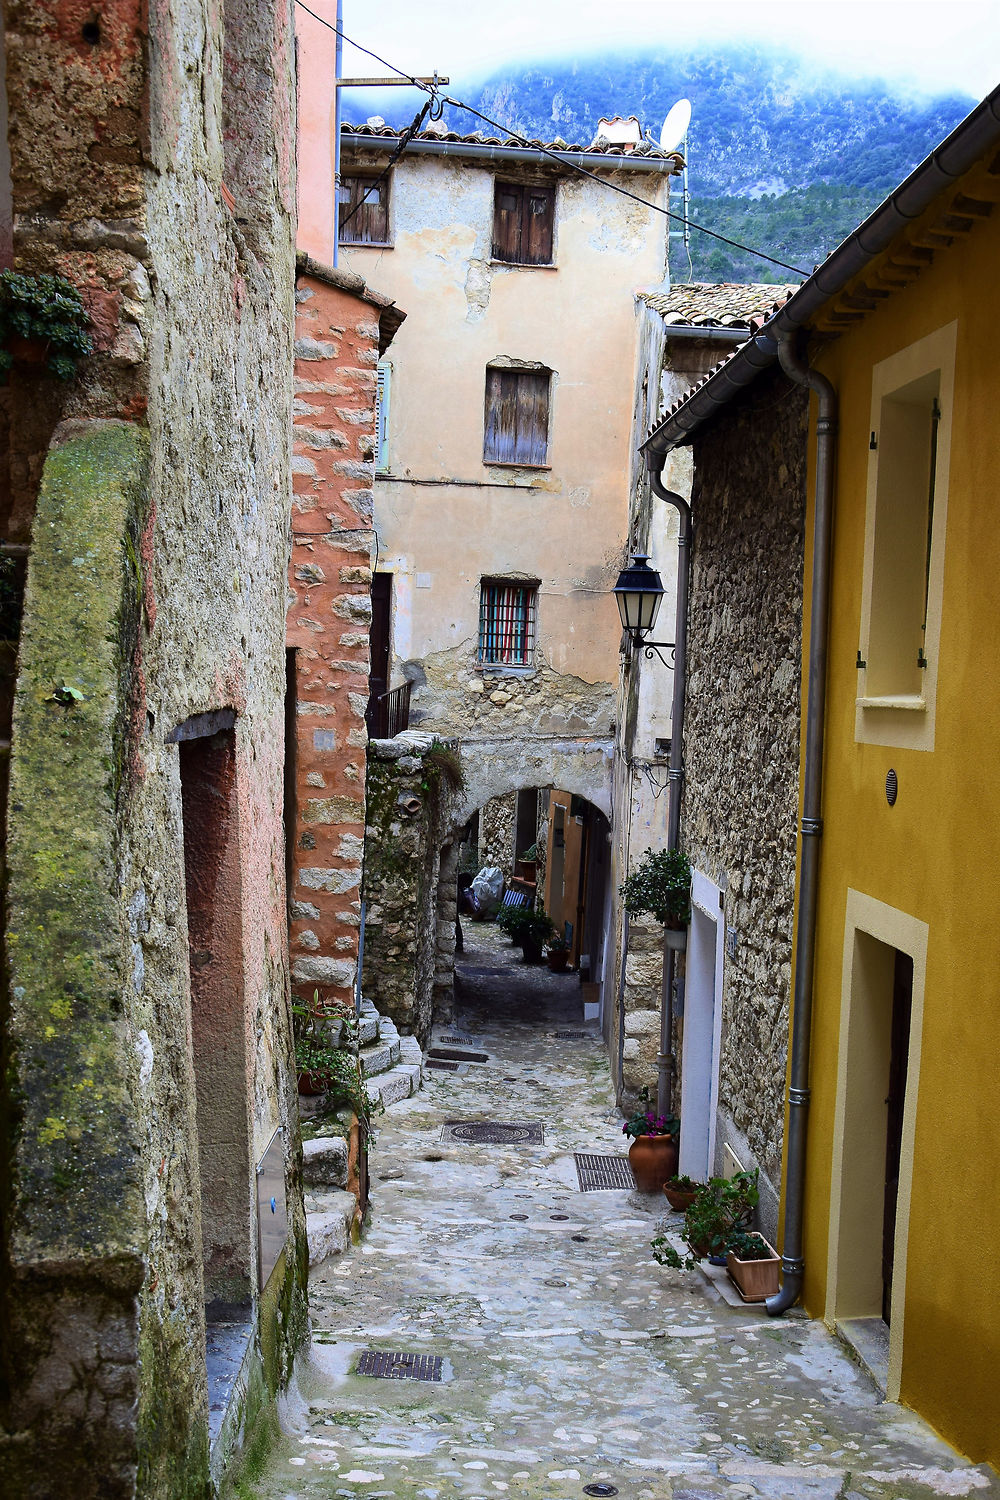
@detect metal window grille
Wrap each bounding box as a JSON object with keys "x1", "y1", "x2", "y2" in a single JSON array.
[{"x1": 478, "y1": 582, "x2": 536, "y2": 666}]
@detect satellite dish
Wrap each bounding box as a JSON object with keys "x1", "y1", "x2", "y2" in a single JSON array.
[{"x1": 659, "y1": 98, "x2": 692, "y2": 153}]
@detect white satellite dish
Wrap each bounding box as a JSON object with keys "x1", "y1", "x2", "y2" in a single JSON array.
[{"x1": 659, "y1": 98, "x2": 692, "y2": 153}]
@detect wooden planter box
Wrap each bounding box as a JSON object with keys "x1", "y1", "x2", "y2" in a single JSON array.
[{"x1": 726, "y1": 1233, "x2": 780, "y2": 1302}]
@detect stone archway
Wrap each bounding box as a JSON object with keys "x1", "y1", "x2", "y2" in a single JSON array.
[{"x1": 445, "y1": 737, "x2": 613, "y2": 843}]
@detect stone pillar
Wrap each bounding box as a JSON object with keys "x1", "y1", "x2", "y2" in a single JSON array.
[{"x1": 433, "y1": 841, "x2": 460, "y2": 1023}]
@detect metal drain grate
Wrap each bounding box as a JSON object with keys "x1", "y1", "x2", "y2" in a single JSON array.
[
  {"x1": 574, "y1": 1153, "x2": 636, "y2": 1192},
  {"x1": 439, "y1": 1034, "x2": 475, "y2": 1045},
  {"x1": 554, "y1": 1030, "x2": 599, "y2": 1040},
  {"x1": 427, "y1": 1047, "x2": 490, "y2": 1064},
  {"x1": 426, "y1": 1059, "x2": 460, "y2": 1072},
  {"x1": 357, "y1": 1349, "x2": 442, "y2": 1382},
  {"x1": 442, "y1": 1120, "x2": 544, "y2": 1145}
]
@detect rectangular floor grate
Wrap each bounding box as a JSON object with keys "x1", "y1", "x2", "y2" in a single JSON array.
[
  {"x1": 574, "y1": 1152, "x2": 636, "y2": 1192},
  {"x1": 442, "y1": 1120, "x2": 544, "y2": 1145},
  {"x1": 439, "y1": 1034, "x2": 476, "y2": 1045},
  {"x1": 554, "y1": 1030, "x2": 600, "y2": 1040},
  {"x1": 427, "y1": 1047, "x2": 490, "y2": 1063},
  {"x1": 357, "y1": 1349, "x2": 443, "y2": 1382},
  {"x1": 426, "y1": 1059, "x2": 460, "y2": 1071}
]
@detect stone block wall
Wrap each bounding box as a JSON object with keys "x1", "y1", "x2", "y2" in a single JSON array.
[
  {"x1": 287, "y1": 258, "x2": 403, "y2": 1012},
  {"x1": 0, "y1": 2, "x2": 304, "y2": 1495},
  {"x1": 478, "y1": 790, "x2": 516, "y2": 875},
  {"x1": 363, "y1": 733, "x2": 459, "y2": 1045},
  {"x1": 683, "y1": 368, "x2": 808, "y2": 1227},
  {"x1": 619, "y1": 917, "x2": 667, "y2": 1107}
]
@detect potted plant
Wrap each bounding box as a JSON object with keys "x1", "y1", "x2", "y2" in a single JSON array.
[
  {"x1": 293, "y1": 997, "x2": 347, "y2": 1095},
  {"x1": 662, "y1": 1173, "x2": 703, "y2": 1212},
  {"x1": 651, "y1": 1169, "x2": 759, "y2": 1267},
  {"x1": 0, "y1": 269, "x2": 93, "y2": 380},
  {"x1": 546, "y1": 932, "x2": 570, "y2": 972},
  {"x1": 516, "y1": 841, "x2": 539, "y2": 880},
  {"x1": 519, "y1": 908, "x2": 555, "y2": 964},
  {"x1": 621, "y1": 847, "x2": 692, "y2": 947},
  {"x1": 622, "y1": 1087, "x2": 680, "y2": 1191},
  {"x1": 496, "y1": 903, "x2": 532, "y2": 944},
  {"x1": 725, "y1": 1228, "x2": 781, "y2": 1303}
]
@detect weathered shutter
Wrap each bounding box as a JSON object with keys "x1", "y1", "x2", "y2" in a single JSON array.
[
  {"x1": 514, "y1": 370, "x2": 550, "y2": 464},
  {"x1": 492, "y1": 183, "x2": 523, "y2": 262},
  {"x1": 340, "y1": 175, "x2": 389, "y2": 243},
  {"x1": 375, "y1": 361, "x2": 390, "y2": 471},
  {"x1": 484, "y1": 368, "x2": 519, "y2": 463},
  {"x1": 523, "y1": 185, "x2": 554, "y2": 265}
]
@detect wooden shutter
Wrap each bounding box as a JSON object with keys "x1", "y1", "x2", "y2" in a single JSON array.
[
  {"x1": 339, "y1": 174, "x2": 389, "y2": 244},
  {"x1": 492, "y1": 183, "x2": 523, "y2": 262},
  {"x1": 484, "y1": 368, "x2": 549, "y2": 465},
  {"x1": 523, "y1": 185, "x2": 554, "y2": 265},
  {"x1": 375, "y1": 361, "x2": 390, "y2": 471}
]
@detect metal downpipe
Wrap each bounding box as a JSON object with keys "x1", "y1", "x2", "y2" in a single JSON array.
[
  {"x1": 648, "y1": 463, "x2": 691, "y2": 1116},
  {"x1": 766, "y1": 333, "x2": 837, "y2": 1315}
]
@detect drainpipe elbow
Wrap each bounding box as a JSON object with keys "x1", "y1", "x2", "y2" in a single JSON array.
[{"x1": 766, "y1": 1264, "x2": 803, "y2": 1316}]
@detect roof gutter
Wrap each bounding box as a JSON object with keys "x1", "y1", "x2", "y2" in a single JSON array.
[
  {"x1": 654, "y1": 324, "x2": 752, "y2": 343},
  {"x1": 344, "y1": 136, "x2": 677, "y2": 174},
  {"x1": 643, "y1": 81, "x2": 1000, "y2": 455}
]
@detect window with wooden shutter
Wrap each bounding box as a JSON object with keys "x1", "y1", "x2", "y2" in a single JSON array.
[
  {"x1": 492, "y1": 181, "x2": 555, "y2": 265},
  {"x1": 478, "y1": 580, "x2": 538, "y2": 667},
  {"x1": 483, "y1": 367, "x2": 551, "y2": 466},
  {"x1": 338, "y1": 173, "x2": 390, "y2": 245}
]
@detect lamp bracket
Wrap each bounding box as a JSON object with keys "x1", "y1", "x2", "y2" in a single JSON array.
[{"x1": 639, "y1": 639, "x2": 676, "y2": 668}]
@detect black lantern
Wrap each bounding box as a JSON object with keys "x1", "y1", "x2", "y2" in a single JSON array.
[{"x1": 613, "y1": 553, "x2": 665, "y2": 646}]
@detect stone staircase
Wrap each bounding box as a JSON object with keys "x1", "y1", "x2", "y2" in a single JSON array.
[{"x1": 357, "y1": 998, "x2": 424, "y2": 1109}]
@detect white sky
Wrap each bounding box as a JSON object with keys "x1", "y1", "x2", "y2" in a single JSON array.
[{"x1": 333, "y1": 0, "x2": 1000, "y2": 100}]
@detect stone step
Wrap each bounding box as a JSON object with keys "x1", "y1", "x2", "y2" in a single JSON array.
[
  {"x1": 306, "y1": 1188, "x2": 357, "y2": 1267},
  {"x1": 357, "y1": 1015, "x2": 378, "y2": 1046},
  {"x1": 359, "y1": 1037, "x2": 401, "y2": 1077},
  {"x1": 365, "y1": 1062, "x2": 421, "y2": 1109},
  {"x1": 302, "y1": 1135, "x2": 349, "y2": 1189}
]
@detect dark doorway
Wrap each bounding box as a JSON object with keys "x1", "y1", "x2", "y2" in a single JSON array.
[
  {"x1": 367, "y1": 572, "x2": 392, "y2": 732},
  {"x1": 178, "y1": 726, "x2": 252, "y2": 1322},
  {"x1": 882, "y1": 950, "x2": 913, "y2": 1325}
]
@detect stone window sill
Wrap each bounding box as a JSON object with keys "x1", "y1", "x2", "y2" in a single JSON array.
[
  {"x1": 856, "y1": 694, "x2": 926, "y2": 711},
  {"x1": 476, "y1": 664, "x2": 536, "y2": 679}
]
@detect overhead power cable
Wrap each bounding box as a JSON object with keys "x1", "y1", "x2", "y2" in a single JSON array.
[
  {"x1": 293, "y1": 0, "x2": 808, "y2": 278},
  {"x1": 339, "y1": 99, "x2": 431, "y2": 231}
]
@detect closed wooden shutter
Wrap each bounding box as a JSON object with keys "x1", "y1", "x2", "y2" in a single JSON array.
[
  {"x1": 484, "y1": 367, "x2": 550, "y2": 465},
  {"x1": 375, "y1": 361, "x2": 390, "y2": 471},
  {"x1": 492, "y1": 181, "x2": 554, "y2": 264},
  {"x1": 339, "y1": 174, "x2": 389, "y2": 244}
]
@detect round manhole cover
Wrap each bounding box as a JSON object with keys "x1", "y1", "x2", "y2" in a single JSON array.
[
  {"x1": 550, "y1": 1213, "x2": 570, "y2": 1221},
  {"x1": 571, "y1": 1234, "x2": 590, "y2": 1243},
  {"x1": 509, "y1": 1213, "x2": 529, "y2": 1221},
  {"x1": 544, "y1": 1278, "x2": 568, "y2": 1287},
  {"x1": 583, "y1": 1486, "x2": 618, "y2": 1497}
]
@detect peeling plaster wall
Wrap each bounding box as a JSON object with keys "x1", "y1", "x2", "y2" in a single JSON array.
[
  {"x1": 0, "y1": 2, "x2": 302, "y2": 1495},
  {"x1": 683, "y1": 368, "x2": 807, "y2": 1230},
  {"x1": 287, "y1": 263, "x2": 398, "y2": 1012},
  {"x1": 339, "y1": 145, "x2": 669, "y2": 858}
]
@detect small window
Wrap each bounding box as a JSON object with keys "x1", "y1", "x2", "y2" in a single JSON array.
[
  {"x1": 492, "y1": 181, "x2": 555, "y2": 265},
  {"x1": 483, "y1": 366, "x2": 550, "y2": 466},
  {"x1": 478, "y1": 580, "x2": 537, "y2": 668},
  {"x1": 338, "y1": 173, "x2": 390, "y2": 245},
  {"x1": 375, "y1": 360, "x2": 391, "y2": 473}
]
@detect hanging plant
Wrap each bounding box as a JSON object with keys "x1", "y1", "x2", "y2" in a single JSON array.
[
  {"x1": 621, "y1": 847, "x2": 691, "y2": 927},
  {"x1": 0, "y1": 270, "x2": 93, "y2": 381}
]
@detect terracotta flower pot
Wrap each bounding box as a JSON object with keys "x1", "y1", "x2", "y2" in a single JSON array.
[
  {"x1": 547, "y1": 948, "x2": 569, "y2": 972},
  {"x1": 8, "y1": 335, "x2": 49, "y2": 368},
  {"x1": 297, "y1": 1068, "x2": 329, "y2": 1096},
  {"x1": 726, "y1": 1233, "x2": 781, "y2": 1302},
  {"x1": 520, "y1": 935, "x2": 545, "y2": 964},
  {"x1": 627, "y1": 1133, "x2": 679, "y2": 1193},
  {"x1": 662, "y1": 1184, "x2": 699, "y2": 1212}
]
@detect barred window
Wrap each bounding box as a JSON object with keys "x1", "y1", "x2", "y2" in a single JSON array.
[{"x1": 478, "y1": 580, "x2": 538, "y2": 668}]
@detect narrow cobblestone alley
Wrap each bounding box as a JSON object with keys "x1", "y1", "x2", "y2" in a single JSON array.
[{"x1": 243, "y1": 926, "x2": 999, "y2": 1500}]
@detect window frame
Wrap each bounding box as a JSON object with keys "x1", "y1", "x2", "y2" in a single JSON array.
[
  {"x1": 492, "y1": 179, "x2": 556, "y2": 266},
  {"x1": 375, "y1": 359, "x2": 391, "y2": 474},
  {"x1": 338, "y1": 171, "x2": 392, "y2": 247},
  {"x1": 483, "y1": 365, "x2": 552, "y2": 468},
  {"x1": 477, "y1": 578, "x2": 539, "y2": 671}
]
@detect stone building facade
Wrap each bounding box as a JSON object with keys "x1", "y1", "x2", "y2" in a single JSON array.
[
  {"x1": 287, "y1": 257, "x2": 403, "y2": 1013},
  {"x1": 679, "y1": 365, "x2": 807, "y2": 1234},
  {"x1": 0, "y1": 3, "x2": 303, "y2": 1495}
]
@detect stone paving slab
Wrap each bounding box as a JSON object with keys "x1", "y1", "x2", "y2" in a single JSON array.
[{"x1": 244, "y1": 926, "x2": 999, "y2": 1500}]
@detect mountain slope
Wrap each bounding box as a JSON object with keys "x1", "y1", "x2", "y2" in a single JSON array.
[{"x1": 345, "y1": 47, "x2": 975, "y2": 282}]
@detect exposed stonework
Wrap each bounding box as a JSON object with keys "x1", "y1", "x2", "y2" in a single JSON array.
[
  {"x1": 409, "y1": 650, "x2": 617, "y2": 743},
  {"x1": 683, "y1": 367, "x2": 808, "y2": 1229},
  {"x1": 287, "y1": 260, "x2": 403, "y2": 1013},
  {"x1": 478, "y1": 791, "x2": 517, "y2": 875},
  {"x1": 362, "y1": 733, "x2": 459, "y2": 1045}
]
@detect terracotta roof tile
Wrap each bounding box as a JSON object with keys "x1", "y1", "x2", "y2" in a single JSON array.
[
  {"x1": 342, "y1": 121, "x2": 682, "y2": 164},
  {"x1": 640, "y1": 281, "x2": 800, "y2": 328}
]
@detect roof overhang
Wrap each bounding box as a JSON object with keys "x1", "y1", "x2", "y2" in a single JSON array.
[{"x1": 643, "y1": 83, "x2": 1000, "y2": 462}]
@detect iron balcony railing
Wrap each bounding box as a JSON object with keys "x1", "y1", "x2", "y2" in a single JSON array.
[{"x1": 366, "y1": 679, "x2": 411, "y2": 739}]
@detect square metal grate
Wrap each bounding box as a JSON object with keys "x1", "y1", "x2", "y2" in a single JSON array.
[
  {"x1": 357, "y1": 1349, "x2": 442, "y2": 1382},
  {"x1": 442, "y1": 1120, "x2": 544, "y2": 1145},
  {"x1": 426, "y1": 1059, "x2": 460, "y2": 1071},
  {"x1": 439, "y1": 1034, "x2": 476, "y2": 1045},
  {"x1": 574, "y1": 1152, "x2": 636, "y2": 1192},
  {"x1": 427, "y1": 1047, "x2": 490, "y2": 1064}
]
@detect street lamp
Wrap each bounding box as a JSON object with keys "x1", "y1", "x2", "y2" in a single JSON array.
[{"x1": 612, "y1": 553, "x2": 673, "y2": 666}]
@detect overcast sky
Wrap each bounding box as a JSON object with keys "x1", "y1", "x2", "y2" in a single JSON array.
[{"x1": 334, "y1": 0, "x2": 999, "y2": 100}]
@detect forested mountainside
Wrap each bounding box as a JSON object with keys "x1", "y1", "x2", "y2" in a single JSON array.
[{"x1": 344, "y1": 47, "x2": 974, "y2": 282}]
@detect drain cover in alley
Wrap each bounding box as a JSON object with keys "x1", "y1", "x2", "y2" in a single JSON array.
[
  {"x1": 427, "y1": 1047, "x2": 490, "y2": 1063},
  {"x1": 442, "y1": 1120, "x2": 544, "y2": 1144},
  {"x1": 357, "y1": 1350, "x2": 443, "y2": 1382},
  {"x1": 426, "y1": 1059, "x2": 460, "y2": 1071},
  {"x1": 574, "y1": 1152, "x2": 636, "y2": 1191}
]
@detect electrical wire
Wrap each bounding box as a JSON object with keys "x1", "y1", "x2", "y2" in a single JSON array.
[
  {"x1": 293, "y1": 0, "x2": 809, "y2": 278},
  {"x1": 339, "y1": 99, "x2": 430, "y2": 231}
]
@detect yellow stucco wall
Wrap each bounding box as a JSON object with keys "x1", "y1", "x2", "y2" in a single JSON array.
[{"x1": 797, "y1": 184, "x2": 1000, "y2": 1464}]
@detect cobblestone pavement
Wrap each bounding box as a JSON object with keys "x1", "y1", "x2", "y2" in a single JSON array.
[{"x1": 244, "y1": 925, "x2": 999, "y2": 1500}]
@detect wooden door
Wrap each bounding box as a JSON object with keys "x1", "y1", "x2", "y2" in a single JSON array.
[{"x1": 882, "y1": 949, "x2": 913, "y2": 1324}]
